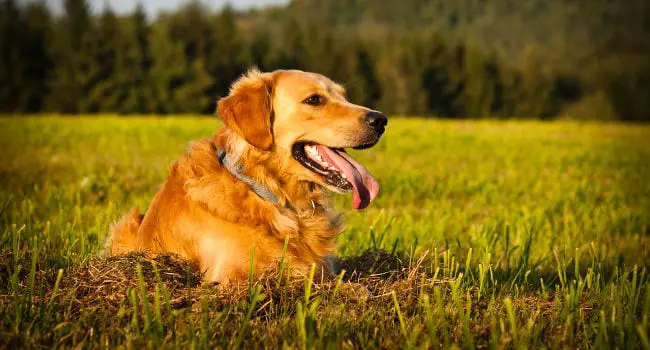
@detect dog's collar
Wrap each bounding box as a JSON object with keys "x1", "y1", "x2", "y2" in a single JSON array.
[{"x1": 217, "y1": 149, "x2": 279, "y2": 204}]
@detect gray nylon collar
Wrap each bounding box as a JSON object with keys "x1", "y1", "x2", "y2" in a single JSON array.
[{"x1": 217, "y1": 149, "x2": 279, "y2": 204}]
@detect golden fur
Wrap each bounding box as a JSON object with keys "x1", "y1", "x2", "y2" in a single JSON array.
[{"x1": 106, "y1": 69, "x2": 384, "y2": 284}]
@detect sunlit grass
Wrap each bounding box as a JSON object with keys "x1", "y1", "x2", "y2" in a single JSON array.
[{"x1": 1, "y1": 116, "x2": 649, "y2": 348}]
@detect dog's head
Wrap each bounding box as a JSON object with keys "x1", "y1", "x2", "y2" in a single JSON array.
[{"x1": 217, "y1": 68, "x2": 387, "y2": 209}]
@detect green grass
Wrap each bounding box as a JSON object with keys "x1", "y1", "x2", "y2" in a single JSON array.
[{"x1": 1, "y1": 116, "x2": 649, "y2": 348}]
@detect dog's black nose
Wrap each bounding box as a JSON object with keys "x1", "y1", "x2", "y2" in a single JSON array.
[{"x1": 365, "y1": 111, "x2": 387, "y2": 134}]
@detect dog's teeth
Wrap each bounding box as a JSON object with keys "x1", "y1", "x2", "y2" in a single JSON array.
[{"x1": 341, "y1": 173, "x2": 347, "y2": 179}]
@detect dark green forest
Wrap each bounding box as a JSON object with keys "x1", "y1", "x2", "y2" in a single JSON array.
[{"x1": 1, "y1": 0, "x2": 649, "y2": 120}]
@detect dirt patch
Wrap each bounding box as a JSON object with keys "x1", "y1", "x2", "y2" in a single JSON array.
[{"x1": 7, "y1": 249, "x2": 417, "y2": 314}]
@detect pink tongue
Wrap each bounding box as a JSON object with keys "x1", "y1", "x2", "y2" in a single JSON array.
[{"x1": 317, "y1": 145, "x2": 379, "y2": 209}]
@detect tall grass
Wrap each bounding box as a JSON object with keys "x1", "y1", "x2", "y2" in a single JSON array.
[{"x1": 1, "y1": 116, "x2": 649, "y2": 348}]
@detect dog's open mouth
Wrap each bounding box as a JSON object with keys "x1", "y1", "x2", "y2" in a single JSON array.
[{"x1": 292, "y1": 142, "x2": 379, "y2": 209}]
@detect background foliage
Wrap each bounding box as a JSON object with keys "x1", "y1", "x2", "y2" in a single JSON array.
[{"x1": 1, "y1": 0, "x2": 649, "y2": 120}]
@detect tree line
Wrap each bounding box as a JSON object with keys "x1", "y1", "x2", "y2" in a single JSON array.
[{"x1": 1, "y1": 0, "x2": 648, "y2": 120}]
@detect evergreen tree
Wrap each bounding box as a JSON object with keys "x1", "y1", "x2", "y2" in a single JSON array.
[
  {"x1": 20, "y1": 2, "x2": 53, "y2": 113},
  {"x1": 458, "y1": 42, "x2": 496, "y2": 118},
  {"x1": 275, "y1": 18, "x2": 307, "y2": 70},
  {"x1": 117, "y1": 4, "x2": 152, "y2": 114},
  {"x1": 382, "y1": 36, "x2": 428, "y2": 116},
  {"x1": 45, "y1": 0, "x2": 92, "y2": 113},
  {"x1": 248, "y1": 30, "x2": 273, "y2": 71},
  {"x1": 205, "y1": 6, "x2": 249, "y2": 111},
  {"x1": 511, "y1": 46, "x2": 554, "y2": 118},
  {"x1": 0, "y1": 0, "x2": 23, "y2": 112},
  {"x1": 82, "y1": 7, "x2": 121, "y2": 112},
  {"x1": 355, "y1": 47, "x2": 382, "y2": 109},
  {"x1": 166, "y1": 2, "x2": 212, "y2": 63},
  {"x1": 146, "y1": 22, "x2": 211, "y2": 114},
  {"x1": 421, "y1": 32, "x2": 462, "y2": 116}
]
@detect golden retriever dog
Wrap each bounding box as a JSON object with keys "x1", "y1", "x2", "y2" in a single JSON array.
[{"x1": 106, "y1": 68, "x2": 387, "y2": 284}]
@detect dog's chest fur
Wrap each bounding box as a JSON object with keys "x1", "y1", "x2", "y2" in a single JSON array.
[{"x1": 179, "y1": 136, "x2": 345, "y2": 267}]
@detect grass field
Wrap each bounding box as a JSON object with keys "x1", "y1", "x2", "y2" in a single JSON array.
[{"x1": 1, "y1": 116, "x2": 649, "y2": 348}]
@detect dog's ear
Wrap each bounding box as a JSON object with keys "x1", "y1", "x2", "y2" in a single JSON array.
[{"x1": 217, "y1": 69, "x2": 274, "y2": 150}]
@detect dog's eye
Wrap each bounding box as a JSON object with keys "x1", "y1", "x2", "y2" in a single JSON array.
[{"x1": 303, "y1": 94, "x2": 324, "y2": 106}]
